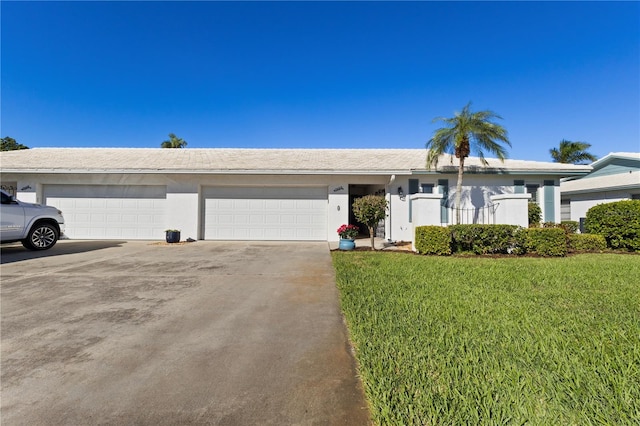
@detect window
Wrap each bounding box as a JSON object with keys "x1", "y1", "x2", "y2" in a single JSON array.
[
  {"x1": 408, "y1": 179, "x2": 419, "y2": 195},
  {"x1": 0, "y1": 183, "x2": 17, "y2": 196},
  {"x1": 420, "y1": 183, "x2": 434, "y2": 194},
  {"x1": 438, "y1": 179, "x2": 449, "y2": 223},
  {"x1": 1, "y1": 191, "x2": 14, "y2": 204},
  {"x1": 560, "y1": 199, "x2": 571, "y2": 221},
  {"x1": 526, "y1": 184, "x2": 540, "y2": 203},
  {"x1": 514, "y1": 180, "x2": 525, "y2": 194}
]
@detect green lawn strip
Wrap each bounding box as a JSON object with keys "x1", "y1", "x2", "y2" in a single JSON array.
[{"x1": 332, "y1": 253, "x2": 640, "y2": 425}]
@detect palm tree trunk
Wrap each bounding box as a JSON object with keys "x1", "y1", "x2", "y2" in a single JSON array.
[{"x1": 455, "y1": 157, "x2": 465, "y2": 224}]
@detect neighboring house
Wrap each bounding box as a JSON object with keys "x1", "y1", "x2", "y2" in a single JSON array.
[
  {"x1": 0, "y1": 148, "x2": 590, "y2": 242},
  {"x1": 560, "y1": 152, "x2": 640, "y2": 227}
]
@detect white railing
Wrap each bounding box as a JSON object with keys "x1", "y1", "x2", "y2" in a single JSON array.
[{"x1": 446, "y1": 203, "x2": 498, "y2": 225}]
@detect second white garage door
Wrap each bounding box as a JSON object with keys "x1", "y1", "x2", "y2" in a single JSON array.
[
  {"x1": 44, "y1": 185, "x2": 167, "y2": 240},
  {"x1": 203, "y1": 186, "x2": 327, "y2": 241}
]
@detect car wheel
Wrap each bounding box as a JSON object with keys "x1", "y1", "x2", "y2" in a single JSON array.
[{"x1": 22, "y1": 223, "x2": 59, "y2": 250}]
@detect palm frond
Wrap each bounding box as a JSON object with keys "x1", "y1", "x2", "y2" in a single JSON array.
[{"x1": 550, "y1": 139, "x2": 597, "y2": 163}]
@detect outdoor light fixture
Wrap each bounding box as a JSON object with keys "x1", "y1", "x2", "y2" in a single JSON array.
[{"x1": 398, "y1": 186, "x2": 405, "y2": 198}]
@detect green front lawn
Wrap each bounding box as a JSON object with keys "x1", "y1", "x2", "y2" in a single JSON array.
[{"x1": 332, "y1": 253, "x2": 640, "y2": 425}]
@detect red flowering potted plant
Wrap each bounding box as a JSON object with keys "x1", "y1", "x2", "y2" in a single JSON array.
[{"x1": 337, "y1": 224, "x2": 359, "y2": 251}]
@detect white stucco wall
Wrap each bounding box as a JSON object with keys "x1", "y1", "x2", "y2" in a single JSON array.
[
  {"x1": 387, "y1": 176, "x2": 412, "y2": 242},
  {"x1": 15, "y1": 181, "x2": 37, "y2": 203},
  {"x1": 410, "y1": 193, "x2": 444, "y2": 225},
  {"x1": 569, "y1": 190, "x2": 635, "y2": 222},
  {"x1": 5, "y1": 173, "x2": 384, "y2": 241},
  {"x1": 2, "y1": 170, "x2": 567, "y2": 242},
  {"x1": 327, "y1": 183, "x2": 349, "y2": 242},
  {"x1": 165, "y1": 184, "x2": 200, "y2": 241},
  {"x1": 490, "y1": 193, "x2": 531, "y2": 227}
]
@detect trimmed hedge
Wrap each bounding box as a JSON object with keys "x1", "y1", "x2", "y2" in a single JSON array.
[
  {"x1": 415, "y1": 226, "x2": 451, "y2": 255},
  {"x1": 567, "y1": 234, "x2": 607, "y2": 253},
  {"x1": 543, "y1": 221, "x2": 579, "y2": 234},
  {"x1": 414, "y1": 225, "x2": 608, "y2": 257},
  {"x1": 561, "y1": 221, "x2": 579, "y2": 234},
  {"x1": 585, "y1": 200, "x2": 640, "y2": 251},
  {"x1": 525, "y1": 228, "x2": 567, "y2": 257},
  {"x1": 449, "y1": 224, "x2": 522, "y2": 254}
]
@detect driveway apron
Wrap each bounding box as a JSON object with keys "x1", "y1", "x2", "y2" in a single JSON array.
[{"x1": 0, "y1": 241, "x2": 370, "y2": 425}]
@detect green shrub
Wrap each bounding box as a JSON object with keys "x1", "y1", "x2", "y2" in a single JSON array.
[
  {"x1": 511, "y1": 227, "x2": 529, "y2": 255},
  {"x1": 567, "y1": 234, "x2": 607, "y2": 252},
  {"x1": 585, "y1": 200, "x2": 640, "y2": 251},
  {"x1": 449, "y1": 224, "x2": 521, "y2": 254},
  {"x1": 561, "y1": 221, "x2": 579, "y2": 234},
  {"x1": 528, "y1": 202, "x2": 542, "y2": 227},
  {"x1": 525, "y1": 228, "x2": 567, "y2": 257},
  {"x1": 415, "y1": 226, "x2": 451, "y2": 255},
  {"x1": 352, "y1": 195, "x2": 388, "y2": 251},
  {"x1": 543, "y1": 221, "x2": 579, "y2": 234}
]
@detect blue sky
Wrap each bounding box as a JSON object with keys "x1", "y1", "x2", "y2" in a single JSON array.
[{"x1": 2, "y1": 1, "x2": 639, "y2": 162}]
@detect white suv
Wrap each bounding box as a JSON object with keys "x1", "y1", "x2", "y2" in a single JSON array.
[{"x1": 0, "y1": 189, "x2": 65, "y2": 250}]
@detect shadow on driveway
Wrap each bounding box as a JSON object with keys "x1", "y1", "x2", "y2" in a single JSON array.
[{"x1": 0, "y1": 240, "x2": 127, "y2": 264}]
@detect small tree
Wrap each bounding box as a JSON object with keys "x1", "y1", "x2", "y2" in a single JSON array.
[
  {"x1": 1, "y1": 136, "x2": 29, "y2": 151},
  {"x1": 528, "y1": 202, "x2": 542, "y2": 227},
  {"x1": 352, "y1": 195, "x2": 388, "y2": 250},
  {"x1": 161, "y1": 133, "x2": 187, "y2": 148}
]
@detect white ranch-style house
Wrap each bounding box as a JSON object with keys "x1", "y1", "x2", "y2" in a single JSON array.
[
  {"x1": 0, "y1": 148, "x2": 591, "y2": 243},
  {"x1": 560, "y1": 152, "x2": 640, "y2": 229}
]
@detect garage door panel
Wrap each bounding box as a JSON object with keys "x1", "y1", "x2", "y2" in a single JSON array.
[
  {"x1": 121, "y1": 199, "x2": 138, "y2": 209},
  {"x1": 250, "y1": 215, "x2": 264, "y2": 225},
  {"x1": 44, "y1": 185, "x2": 167, "y2": 240},
  {"x1": 265, "y1": 215, "x2": 280, "y2": 224},
  {"x1": 121, "y1": 214, "x2": 139, "y2": 223},
  {"x1": 75, "y1": 199, "x2": 93, "y2": 208},
  {"x1": 310, "y1": 216, "x2": 325, "y2": 225},
  {"x1": 75, "y1": 213, "x2": 91, "y2": 222},
  {"x1": 203, "y1": 186, "x2": 327, "y2": 241},
  {"x1": 217, "y1": 200, "x2": 234, "y2": 209},
  {"x1": 105, "y1": 199, "x2": 122, "y2": 209},
  {"x1": 249, "y1": 229, "x2": 265, "y2": 239},
  {"x1": 264, "y1": 200, "x2": 279, "y2": 209},
  {"x1": 90, "y1": 213, "x2": 106, "y2": 221},
  {"x1": 106, "y1": 214, "x2": 122, "y2": 224}
]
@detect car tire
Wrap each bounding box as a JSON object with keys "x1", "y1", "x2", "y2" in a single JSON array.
[{"x1": 22, "y1": 222, "x2": 59, "y2": 251}]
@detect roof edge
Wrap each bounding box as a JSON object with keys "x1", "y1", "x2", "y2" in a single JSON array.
[
  {"x1": 561, "y1": 183, "x2": 640, "y2": 195},
  {"x1": 0, "y1": 168, "x2": 413, "y2": 176}
]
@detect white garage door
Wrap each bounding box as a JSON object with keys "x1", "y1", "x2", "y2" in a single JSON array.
[
  {"x1": 203, "y1": 186, "x2": 327, "y2": 241},
  {"x1": 44, "y1": 185, "x2": 167, "y2": 239}
]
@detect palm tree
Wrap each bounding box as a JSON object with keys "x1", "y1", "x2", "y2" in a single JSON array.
[
  {"x1": 549, "y1": 140, "x2": 597, "y2": 164},
  {"x1": 426, "y1": 102, "x2": 511, "y2": 223},
  {"x1": 161, "y1": 133, "x2": 187, "y2": 148}
]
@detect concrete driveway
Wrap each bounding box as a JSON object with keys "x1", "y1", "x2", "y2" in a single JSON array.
[{"x1": 1, "y1": 241, "x2": 370, "y2": 425}]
